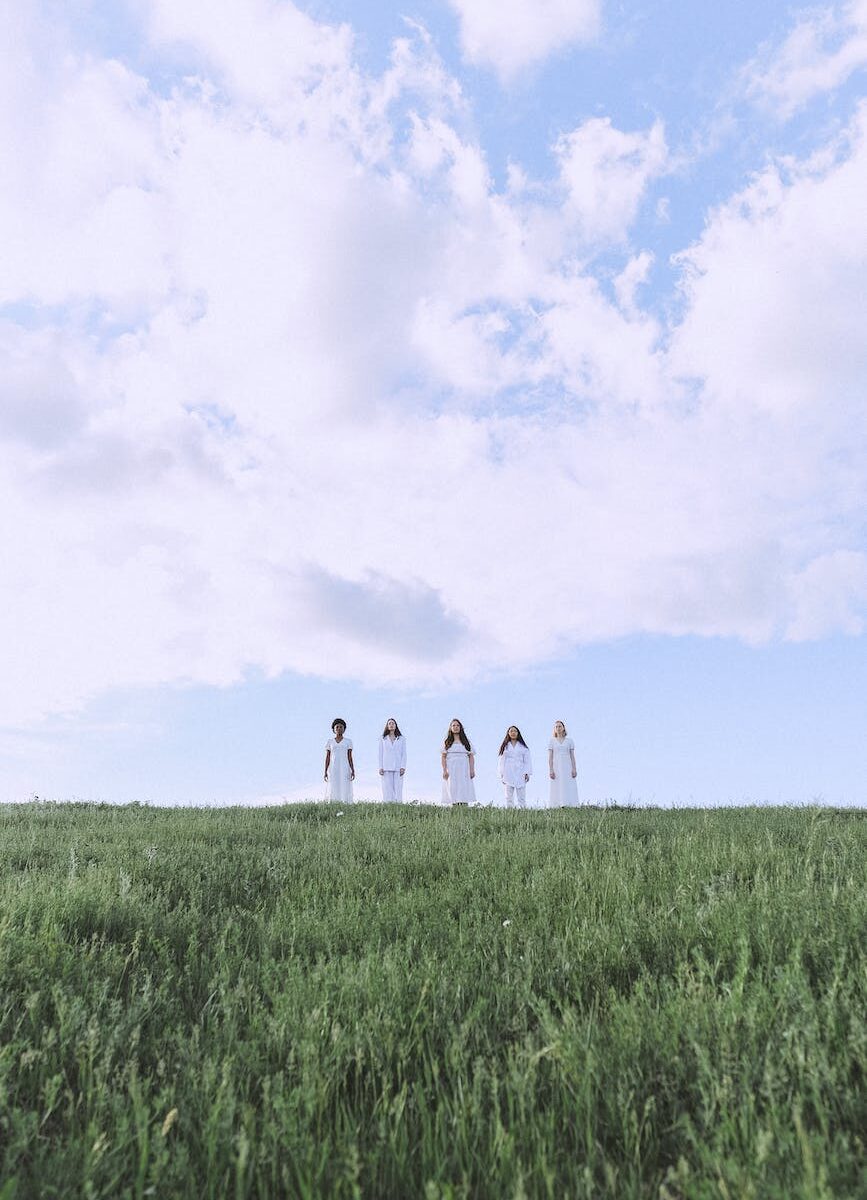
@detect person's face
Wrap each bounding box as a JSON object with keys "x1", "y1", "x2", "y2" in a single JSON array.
[
  {"x1": 508, "y1": 727, "x2": 519, "y2": 741},
  {"x1": 386, "y1": 719, "x2": 396, "y2": 733},
  {"x1": 333, "y1": 722, "x2": 346, "y2": 736},
  {"x1": 554, "y1": 721, "x2": 565, "y2": 737},
  {"x1": 450, "y1": 720, "x2": 462, "y2": 735}
]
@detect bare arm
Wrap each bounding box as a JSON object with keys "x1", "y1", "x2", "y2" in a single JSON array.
[
  {"x1": 468, "y1": 752, "x2": 475, "y2": 780},
  {"x1": 324, "y1": 748, "x2": 331, "y2": 781},
  {"x1": 570, "y1": 748, "x2": 577, "y2": 778},
  {"x1": 347, "y1": 749, "x2": 355, "y2": 780},
  {"x1": 549, "y1": 749, "x2": 555, "y2": 779},
  {"x1": 442, "y1": 750, "x2": 448, "y2": 779}
]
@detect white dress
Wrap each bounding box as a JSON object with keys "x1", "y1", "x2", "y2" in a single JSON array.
[
  {"x1": 442, "y1": 741, "x2": 476, "y2": 805},
  {"x1": 548, "y1": 737, "x2": 578, "y2": 807},
  {"x1": 325, "y1": 737, "x2": 354, "y2": 803}
]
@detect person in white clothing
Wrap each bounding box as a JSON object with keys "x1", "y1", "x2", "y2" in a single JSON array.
[
  {"x1": 441, "y1": 718, "x2": 476, "y2": 806},
  {"x1": 324, "y1": 717, "x2": 355, "y2": 803},
  {"x1": 498, "y1": 725, "x2": 532, "y2": 808},
  {"x1": 548, "y1": 720, "x2": 579, "y2": 807},
  {"x1": 379, "y1": 717, "x2": 407, "y2": 803}
]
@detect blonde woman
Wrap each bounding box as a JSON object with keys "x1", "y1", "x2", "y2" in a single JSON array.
[{"x1": 548, "y1": 720, "x2": 578, "y2": 807}]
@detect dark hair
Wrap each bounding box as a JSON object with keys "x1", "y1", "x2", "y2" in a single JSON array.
[
  {"x1": 331, "y1": 717, "x2": 347, "y2": 732},
  {"x1": 382, "y1": 718, "x2": 403, "y2": 738},
  {"x1": 498, "y1": 726, "x2": 528, "y2": 756},
  {"x1": 444, "y1": 718, "x2": 471, "y2": 752}
]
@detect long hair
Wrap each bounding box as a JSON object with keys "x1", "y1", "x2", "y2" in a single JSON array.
[
  {"x1": 382, "y1": 718, "x2": 403, "y2": 738},
  {"x1": 444, "y1": 718, "x2": 471, "y2": 751},
  {"x1": 499, "y1": 726, "x2": 528, "y2": 756},
  {"x1": 552, "y1": 719, "x2": 568, "y2": 737}
]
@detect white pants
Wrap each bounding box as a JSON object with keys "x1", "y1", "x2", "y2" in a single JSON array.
[
  {"x1": 503, "y1": 784, "x2": 526, "y2": 808},
  {"x1": 381, "y1": 771, "x2": 404, "y2": 803}
]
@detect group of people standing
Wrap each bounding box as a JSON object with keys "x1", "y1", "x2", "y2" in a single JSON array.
[{"x1": 324, "y1": 717, "x2": 580, "y2": 808}]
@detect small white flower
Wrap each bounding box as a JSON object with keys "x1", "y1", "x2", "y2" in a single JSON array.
[
  {"x1": 336, "y1": 811, "x2": 344, "y2": 817},
  {"x1": 502, "y1": 919, "x2": 511, "y2": 927}
]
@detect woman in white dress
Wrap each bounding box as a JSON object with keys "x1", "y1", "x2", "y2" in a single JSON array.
[
  {"x1": 548, "y1": 720, "x2": 579, "y2": 807},
  {"x1": 379, "y1": 717, "x2": 407, "y2": 803},
  {"x1": 441, "y1": 718, "x2": 476, "y2": 806},
  {"x1": 324, "y1": 718, "x2": 355, "y2": 803},
  {"x1": 498, "y1": 726, "x2": 532, "y2": 808}
]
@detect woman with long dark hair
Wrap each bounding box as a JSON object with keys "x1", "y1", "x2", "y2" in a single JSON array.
[
  {"x1": 441, "y1": 718, "x2": 476, "y2": 806},
  {"x1": 379, "y1": 717, "x2": 407, "y2": 803},
  {"x1": 498, "y1": 725, "x2": 532, "y2": 808}
]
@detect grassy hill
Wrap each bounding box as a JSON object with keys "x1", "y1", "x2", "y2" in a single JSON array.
[{"x1": 0, "y1": 802, "x2": 864, "y2": 1198}]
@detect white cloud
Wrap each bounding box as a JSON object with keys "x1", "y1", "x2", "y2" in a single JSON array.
[
  {"x1": 0, "y1": 2, "x2": 865, "y2": 728},
  {"x1": 145, "y1": 0, "x2": 354, "y2": 111},
  {"x1": 557, "y1": 118, "x2": 669, "y2": 244},
  {"x1": 446, "y1": 0, "x2": 600, "y2": 80},
  {"x1": 787, "y1": 551, "x2": 867, "y2": 639},
  {"x1": 743, "y1": 0, "x2": 867, "y2": 118},
  {"x1": 614, "y1": 251, "x2": 654, "y2": 315},
  {"x1": 670, "y1": 105, "x2": 867, "y2": 416}
]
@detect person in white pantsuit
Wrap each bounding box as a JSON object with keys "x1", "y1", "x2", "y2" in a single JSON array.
[
  {"x1": 379, "y1": 717, "x2": 407, "y2": 803},
  {"x1": 498, "y1": 726, "x2": 532, "y2": 807}
]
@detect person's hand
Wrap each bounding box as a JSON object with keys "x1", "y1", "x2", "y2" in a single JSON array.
[
  {"x1": 549, "y1": 772, "x2": 555, "y2": 780},
  {"x1": 350, "y1": 771, "x2": 356, "y2": 781},
  {"x1": 379, "y1": 769, "x2": 384, "y2": 775},
  {"x1": 571, "y1": 769, "x2": 577, "y2": 778},
  {"x1": 399, "y1": 768, "x2": 405, "y2": 776},
  {"x1": 324, "y1": 772, "x2": 329, "y2": 782},
  {"x1": 470, "y1": 770, "x2": 475, "y2": 779},
  {"x1": 524, "y1": 773, "x2": 529, "y2": 782},
  {"x1": 443, "y1": 770, "x2": 449, "y2": 780}
]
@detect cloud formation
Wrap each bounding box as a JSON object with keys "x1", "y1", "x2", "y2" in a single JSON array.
[
  {"x1": 743, "y1": 0, "x2": 867, "y2": 117},
  {"x1": 445, "y1": 0, "x2": 601, "y2": 79},
  {"x1": 1, "y1": 0, "x2": 865, "y2": 728}
]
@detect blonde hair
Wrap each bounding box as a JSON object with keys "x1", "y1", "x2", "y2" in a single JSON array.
[{"x1": 552, "y1": 719, "x2": 568, "y2": 736}]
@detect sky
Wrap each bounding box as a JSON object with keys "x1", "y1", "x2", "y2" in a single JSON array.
[{"x1": 1, "y1": 0, "x2": 865, "y2": 807}]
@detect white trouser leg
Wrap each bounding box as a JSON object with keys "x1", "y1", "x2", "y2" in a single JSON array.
[
  {"x1": 504, "y1": 784, "x2": 526, "y2": 808},
  {"x1": 381, "y1": 771, "x2": 403, "y2": 803}
]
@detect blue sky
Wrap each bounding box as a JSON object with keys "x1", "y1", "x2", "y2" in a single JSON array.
[{"x1": 1, "y1": 0, "x2": 866, "y2": 805}]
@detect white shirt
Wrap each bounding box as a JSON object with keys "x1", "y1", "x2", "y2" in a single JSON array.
[
  {"x1": 379, "y1": 735, "x2": 407, "y2": 771},
  {"x1": 499, "y1": 741, "x2": 532, "y2": 786}
]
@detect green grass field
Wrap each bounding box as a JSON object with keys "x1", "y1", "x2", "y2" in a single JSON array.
[{"x1": 0, "y1": 802, "x2": 864, "y2": 1199}]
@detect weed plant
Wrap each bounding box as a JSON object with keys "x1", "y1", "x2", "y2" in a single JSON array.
[{"x1": 0, "y1": 803, "x2": 864, "y2": 1198}]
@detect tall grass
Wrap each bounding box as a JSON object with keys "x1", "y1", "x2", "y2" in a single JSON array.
[{"x1": 0, "y1": 803, "x2": 864, "y2": 1198}]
